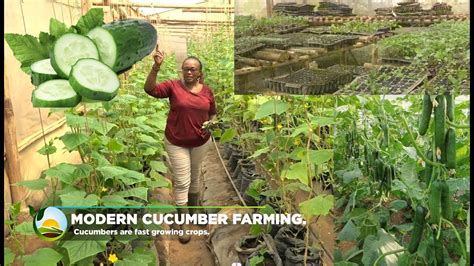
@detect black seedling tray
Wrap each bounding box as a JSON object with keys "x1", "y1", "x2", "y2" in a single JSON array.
[{"x1": 305, "y1": 34, "x2": 359, "y2": 50}]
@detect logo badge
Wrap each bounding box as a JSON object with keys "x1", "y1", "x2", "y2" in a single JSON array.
[{"x1": 33, "y1": 207, "x2": 68, "y2": 241}]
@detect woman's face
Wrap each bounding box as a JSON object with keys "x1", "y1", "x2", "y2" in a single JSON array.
[{"x1": 182, "y1": 59, "x2": 201, "y2": 83}]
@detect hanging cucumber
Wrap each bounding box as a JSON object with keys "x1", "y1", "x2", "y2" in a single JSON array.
[
  {"x1": 440, "y1": 180, "x2": 453, "y2": 221},
  {"x1": 87, "y1": 19, "x2": 158, "y2": 73},
  {"x1": 408, "y1": 205, "x2": 427, "y2": 254},
  {"x1": 445, "y1": 128, "x2": 456, "y2": 169},
  {"x1": 445, "y1": 92, "x2": 454, "y2": 122},
  {"x1": 50, "y1": 33, "x2": 100, "y2": 78},
  {"x1": 434, "y1": 95, "x2": 446, "y2": 149},
  {"x1": 418, "y1": 94, "x2": 432, "y2": 136},
  {"x1": 69, "y1": 58, "x2": 120, "y2": 101},
  {"x1": 30, "y1": 59, "x2": 59, "y2": 86},
  {"x1": 31, "y1": 80, "x2": 81, "y2": 108},
  {"x1": 429, "y1": 180, "x2": 443, "y2": 224}
]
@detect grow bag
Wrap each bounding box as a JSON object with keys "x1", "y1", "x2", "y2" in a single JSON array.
[
  {"x1": 284, "y1": 247, "x2": 322, "y2": 266},
  {"x1": 223, "y1": 143, "x2": 240, "y2": 160},
  {"x1": 235, "y1": 234, "x2": 267, "y2": 264},
  {"x1": 244, "y1": 234, "x2": 282, "y2": 266},
  {"x1": 229, "y1": 151, "x2": 250, "y2": 172},
  {"x1": 274, "y1": 224, "x2": 307, "y2": 259},
  {"x1": 239, "y1": 168, "x2": 264, "y2": 195}
]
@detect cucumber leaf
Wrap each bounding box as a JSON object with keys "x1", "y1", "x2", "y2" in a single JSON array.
[
  {"x1": 49, "y1": 18, "x2": 71, "y2": 39},
  {"x1": 4, "y1": 34, "x2": 49, "y2": 74},
  {"x1": 38, "y1": 32, "x2": 55, "y2": 54},
  {"x1": 75, "y1": 8, "x2": 104, "y2": 34}
]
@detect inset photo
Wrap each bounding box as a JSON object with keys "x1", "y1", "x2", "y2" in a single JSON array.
[
  {"x1": 332, "y1": 95, "x2": 470, "y2": 265},
  {"x1": 234, "y1": 1, "x2": 469, "y2": 95}
]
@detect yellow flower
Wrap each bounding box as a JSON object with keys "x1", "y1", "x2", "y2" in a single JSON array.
[
  {"x1": 108, "y1": 253, "x2": 118, "y2": 264},
  {"x1": 293, "y1": 138, "x2": 301, "y2": 145},
  {"x1": 276, "y1": 124, "x2": 283, "y2": 130},
  {"x1": 101, "y1": 187, "x2": 108, "y2": 192}
]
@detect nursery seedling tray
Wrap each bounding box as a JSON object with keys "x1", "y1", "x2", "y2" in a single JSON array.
[
  {"x1": 235, "y1": 37, "x2": 266, "y2": 56},
  {"x1": 255, "y1": 34, "x2": 292, "y2": 49},
  {"x1": 265, "y1": 68, "x2": 353, "y2": 95},
  {"x1": 336, "y1": 65, "x2": 427, "y2": 94},
  {"x1": 306, "y1": 34, "x2": 359, "y2": 50}
]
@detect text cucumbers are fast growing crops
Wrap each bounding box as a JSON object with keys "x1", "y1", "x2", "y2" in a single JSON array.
[{"x1": 5, "y1": 9, "x2": 158, "y2": 108}]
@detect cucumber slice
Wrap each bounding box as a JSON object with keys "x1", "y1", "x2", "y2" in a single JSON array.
[
  {"x1": 50, "y1": 33, "x2": 99, "y2": 78},
  {"x1": 69, "y1": 58, "x2": 120, "y2": 101},
  {"x1": 30, "y1": 59, "x2": 59, "y2": 86},
  {"x1": 87, "y1": 19, "x2": 157, "y2": 73},
  {"x1": 32, "y1": 80, "x2": 81, "y2": 108}
]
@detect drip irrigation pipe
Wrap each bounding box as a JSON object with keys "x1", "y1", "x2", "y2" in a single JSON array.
[{"x1": 210, "y1": 136, "x2": 247, "y2": 206}]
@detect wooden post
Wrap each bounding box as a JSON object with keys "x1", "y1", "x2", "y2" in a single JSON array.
[
  {"x1": 266, "y1": 0, "x2": 273, "y2": 18},
  {"x1": 4, "y1": 70, "x2": 25, "y2": 206}
]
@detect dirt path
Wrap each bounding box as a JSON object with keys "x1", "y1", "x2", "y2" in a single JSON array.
[{"x1": 168, "y1": 141, "x2": 240, "y2": 266}]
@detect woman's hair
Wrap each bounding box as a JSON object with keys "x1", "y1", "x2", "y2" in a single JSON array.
[{"x1": 183, "y1": 56, "x2": 203, "y2": 71}]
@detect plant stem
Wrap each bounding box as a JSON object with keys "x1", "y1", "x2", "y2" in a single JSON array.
[
  {"x1": 441, "y1": 217, "x2": 468, "y2": 259},
  {"x1": 373, "y1": 248, "x2": 406, "y2": 266},
  {"x1": 400, "y1": 115, "x2": 444, "y2": 168},
  {"x1": 446, "y1": 120, "x2": 470, "y2": 129}
]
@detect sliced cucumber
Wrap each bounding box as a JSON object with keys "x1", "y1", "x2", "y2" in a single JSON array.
[
  {"x1": 50, "y1": 33, "x2": 99, "y2": 78},
  {"x1": 87, "y1": 19, "x2": 157, "y2": 73},
  {"x1": 32, "y1": 80, "x2": 81, "y2": 108},
  {"x1": 30, "y1": 59, "x2": 59, "y2": 86},
  {"x1": 69, "y1": 58, "x2": 120, "y2": 101}
]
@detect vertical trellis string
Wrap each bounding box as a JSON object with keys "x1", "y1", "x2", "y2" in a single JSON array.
[{"x1": 19, "y1": 0, "x2": 52, "y2": 169}]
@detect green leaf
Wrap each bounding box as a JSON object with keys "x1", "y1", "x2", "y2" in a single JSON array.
[
  {"x1": 22, "y1": 248, "x2": 62, "y2": 266},
  {"x1": 299, "y1": 194, "x2": 334, "y2": 218},
  {"x1": 337, "y1": 220, "x2": 360, "y2": 241},
  {"x1": 220, "y1": 128, "x2": 237, "y2": 143},
  {"x1": 115, "y1": 187, "x2": 148, "y2": 201},
  {"x1": 73, "y1": 164, "x2": 93, "y2": 179},
  {"x1": 61, "y1": 133, "x2": 89, "y2": 151},
  {"x1": 75, "y1": 8, "x2": 104, "y2": 34},
  {"x1": 88, "y1": 120, "x2": 117, "y2": 135},
  {"x1": 389, "y1": 200, "x2": 407, "y2": 211},
  {"x1": 115, "y1": 251, "x2": 154, "y2": 265},
  {"x1": 249, "y1": 254, "x2": 265, "y2": 266},
  {"x1": 49, "y1": 18, "x2": 70, "y2": 38},
  {"x1": 44, "y1": 163, "x2": 78, "y2": 185},
  {"x1": 62, "y1": 240, "x2": 108, "y2": 265},
  {"x1": 38, "y1": 32, "x2": 55, "y2": 53},
  {"x1": 37, "y1": 142, "x2": 57, "y2": 155},
  {"x1": 14, "y1": 221, "x2": 35, "y2": 236},
  {"x1": 15, "y1": 179, "x2": 49, "y2": 190},
  {"x1": 341, "y1": 168, "x2": 362, "y2": 185},
  {"x1": 281, "y1": 162, "x2": 309, "y2": 185},
  {"x1": 4, "y1": 34, "x2": 49, "y2": 73},
  {"x1": 65, "y1": 113, "x2": 86, "y2": 127},
  {"x1": 255, "y1": 99, "x2": 289, "y2": 119},
  {"x1": 149, "y1": 161, "x2": 168, "y2": 173},
  {"x1": 138, "y1": 134, "x2": 158, "y2": 144},
  {"x1": 334, "y1": 262, "x2": 359, "y2": 266},
  {"x1": 97, "y1": 165, "x2": 129, "y2": 178},
  {"x1": 248, "y1": 147, "x2": 270, "y2": 158},
  {"x1": 4, "y1": 247, "x2": 15, "y2": 266},
  {"x1": 106, "y1": 139, "x2": 124, "y2": 152},
  {"x1": 101, "y1": 195, "x2": 129, "y2": 206},
  {"x1": 300, "y1": 149, "x2": 333, "y2": 165},
  {"x1": 59, "y1": 191, "x2": 99, "y2": 207},
  {"x1": 310, "y1": 116, "x2": 336, "y2": 126}
]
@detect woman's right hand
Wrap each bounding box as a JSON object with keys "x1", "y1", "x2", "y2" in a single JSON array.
[{"x1": 153, "y1": 44, "x2": 165, "y2": 68}]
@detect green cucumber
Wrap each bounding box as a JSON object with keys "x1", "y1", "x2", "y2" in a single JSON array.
[
  {"x1": 429, "y1": 180, "x2": 443, "y2": 224},
  {"x1": 445, "y1": 128, "x2": 456, "y2": 169},
  {"x1": 30, "y1": 59, "x2": 58, "y2": 86},
  {"x1": 434, "y1": 95, "x2": 446, "y2": 149},
  {"x1": 445, "y1": 93, "x2": 454, "y2": 122},
  {"x1": 69, "y1": 58, "x2": 120, "y2": 101},
  {"x1": 87, "y1": 19, "x2": 157, "y2": 73},
  {"x1": 440, "y1": 180, "x2": 453, "y2": 221},
  {"x1": 408, "y1": 205, "x2": 427, "y2": 253},
  {"x1": 50, "y1": 33, "x2": 99, "y2": 78},
  {"x1": 375, "y1": 158, "x2": 384, "y2": 182},
  {"x1": 418, "y1": 94, "x2": 432, "y2": 136},
  {"x1": 31, "y1": 80, "x2": 81, "y2": 108}
]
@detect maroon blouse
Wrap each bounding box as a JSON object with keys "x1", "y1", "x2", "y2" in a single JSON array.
[{"x1": 147, "y1": 79, "x2": 216, "y2": 147}]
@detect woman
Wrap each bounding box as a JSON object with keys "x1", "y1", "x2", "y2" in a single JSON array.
[{"x1": 144, "y1": 45, "x2": 216, "y2": 244}]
